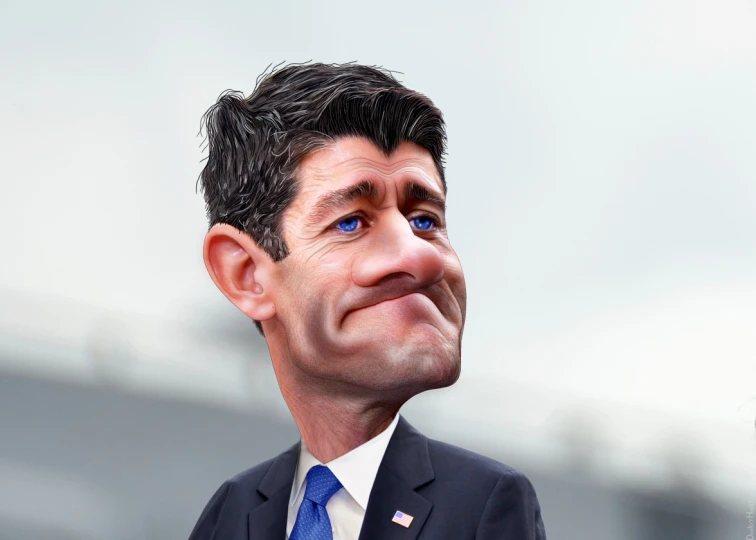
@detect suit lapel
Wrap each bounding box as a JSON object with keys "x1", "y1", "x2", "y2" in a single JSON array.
[
  {"x1": 358, "y1": 416, "x2": 435, "y2": 540},
  {"x1": 247, "y1": 441, "x2": 300, "y2": 540}
]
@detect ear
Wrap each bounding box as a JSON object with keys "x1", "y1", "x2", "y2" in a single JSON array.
[{"x1": 203, "y1": 223, "x2": 277, "y2": 323}]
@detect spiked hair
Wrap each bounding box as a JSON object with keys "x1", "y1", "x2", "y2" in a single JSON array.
[{"x1": 197, "y1": 62, "x2": 448, "y2": 335}]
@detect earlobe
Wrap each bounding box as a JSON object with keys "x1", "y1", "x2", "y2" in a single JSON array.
[{"x1": 203, "y1": 224, "x2": 276, "y2": 322}]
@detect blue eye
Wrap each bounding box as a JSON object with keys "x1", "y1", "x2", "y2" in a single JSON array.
[
  {"x1": 412, "y1": 215, "x2": 436, "y2": 230},
  {"x1": 335, "y1": 216, "x2": 361, "y2": 233},
  {"x1": 333, "y1": 214, "x2": 440, "y2": 234}
]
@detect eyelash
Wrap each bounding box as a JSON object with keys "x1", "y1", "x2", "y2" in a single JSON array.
[{"x1": 331, "y1": 212, "x2": 442, "y2": 234}]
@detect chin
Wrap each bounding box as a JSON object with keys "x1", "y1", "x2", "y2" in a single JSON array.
[
  {"x1": 386, "y1": 346, "x2": 462, "y2": 394},
  {"x1": 427, "y1": 357, "x2": 462, "y2": 389}
]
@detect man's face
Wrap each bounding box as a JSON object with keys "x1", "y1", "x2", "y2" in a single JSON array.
[{"x1": 268, "y1": 136, "x2": 467, "y2": 398}]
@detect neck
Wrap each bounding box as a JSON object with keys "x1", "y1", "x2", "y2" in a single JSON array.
[
  {"x1": 284, "y1": 387, "x2": 400, "y2": 464},
  {"x1": 263, "y1": 324, "x2": 405, "y2": 463}
]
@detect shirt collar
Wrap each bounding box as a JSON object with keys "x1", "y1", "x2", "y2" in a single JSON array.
[{"x1": 289, "y1": 414, "x2": 400, "y2": 510}]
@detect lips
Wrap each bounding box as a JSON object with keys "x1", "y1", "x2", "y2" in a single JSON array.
[
  {"x1": 373, "y1": 292, "x2": 424, "y2": 307},
  {"x1": 351, "y1": 292, "x2": 440, "y2": 322}
]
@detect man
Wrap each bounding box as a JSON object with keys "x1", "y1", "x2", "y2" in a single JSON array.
[{"x1": 189, "y1": 63, "x2": 547, "y2": 540}]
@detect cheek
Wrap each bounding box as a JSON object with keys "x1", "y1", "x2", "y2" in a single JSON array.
[
  {"x1": 282, "y1": 261, "x2": 346, "y2": 325},
  {"x1": 444, "y1": 259, "x2": 467, "y2": 315},
  {"x1": 442, "y1": 252, "x2": 465, "y2": 289},
  {"x1": 278, "y1": 243, "x2": 359, "y2": 338}
]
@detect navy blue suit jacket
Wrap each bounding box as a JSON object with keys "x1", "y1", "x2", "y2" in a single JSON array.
[{"x1": 188, "y1": 415, "x2": 547, "y2": 539}]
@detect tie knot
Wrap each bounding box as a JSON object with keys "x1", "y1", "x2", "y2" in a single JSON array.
[{"x1": 303, "y1": 465, "x2": 342, "y2": 507}]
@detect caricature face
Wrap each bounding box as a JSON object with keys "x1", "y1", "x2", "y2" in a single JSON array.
[{"x1": 268, "y1": 136, "x2": 467, "y2": 398}]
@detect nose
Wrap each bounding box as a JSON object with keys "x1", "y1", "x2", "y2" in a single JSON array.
[{"x1": 351, "y1": 210, "x2": 445, "y2": 289}]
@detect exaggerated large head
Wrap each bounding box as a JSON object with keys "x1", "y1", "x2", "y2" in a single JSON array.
[{"x1": 198, "y1": 63, "x2": 467, "y2": 402}]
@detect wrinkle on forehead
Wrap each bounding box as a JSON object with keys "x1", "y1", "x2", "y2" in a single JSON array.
[
  {"x1": 301, "y1": 160, "x2": 443, "y2": 199},
  {"x1": 308, "y1": 154, "x2": 437, "y2": 176}
]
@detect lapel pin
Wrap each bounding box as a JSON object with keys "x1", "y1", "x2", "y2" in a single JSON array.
[{"x1": 391, "y1": 510, "x2": 414, "y2": 528}]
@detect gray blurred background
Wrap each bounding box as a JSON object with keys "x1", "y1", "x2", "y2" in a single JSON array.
[{"x1": 1, "y1": 0, "x2": 754, "y2": 538}]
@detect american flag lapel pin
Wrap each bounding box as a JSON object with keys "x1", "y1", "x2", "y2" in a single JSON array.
[{"x1": 391, "y1": 510, "x2": 414, "y2": 528}]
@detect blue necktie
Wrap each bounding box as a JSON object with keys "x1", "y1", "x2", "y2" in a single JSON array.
[{"x1": 290, "y1": 465, "x2": 343, "y2": 540}]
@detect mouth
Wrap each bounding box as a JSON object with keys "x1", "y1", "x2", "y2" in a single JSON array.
[
  {"x1": 373, "y1": 292, "x2": 424, "y2": 306},
  {"x1": 349, "y1": 293, "x2": 440, "y2": 323}
]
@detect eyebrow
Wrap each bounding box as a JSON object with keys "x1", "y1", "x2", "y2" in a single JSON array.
[{"x1": 305, "y1": 180, "x2": 447, "y2": 227}]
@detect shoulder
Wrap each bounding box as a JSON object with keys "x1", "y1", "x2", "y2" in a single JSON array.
[
  {"x1": 426, "y1": 436, "x2": 526, "y2": 483},
  {"x1": 395, "y1": 416, "x2": 538, "y2": 498},
  {"x1": 187, "y1": 457, "x2": 276, "y2": 540},
  {"x1": 424, "y1": 438, "x2": 546, "y2": 539},
  {"x1": 226, "y1": 454, "x2": 279, "y2": 490}
]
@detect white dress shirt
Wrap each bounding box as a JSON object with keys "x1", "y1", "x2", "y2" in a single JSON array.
[{"x1": 286, "y1": 414, "x2": 400, "y2": 540}]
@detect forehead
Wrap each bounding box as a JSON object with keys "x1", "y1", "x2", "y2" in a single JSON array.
[{"x1": 295, "y1": 136, "x2": 442, "y2": 195}]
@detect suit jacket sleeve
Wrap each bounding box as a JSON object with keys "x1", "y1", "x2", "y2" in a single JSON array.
[
  {"x1": 475, "y1": 470, "x2": 547, "y2": 540},
  {"x1": 187, "y1": 481, "x2": 232, "y2": 540}
]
